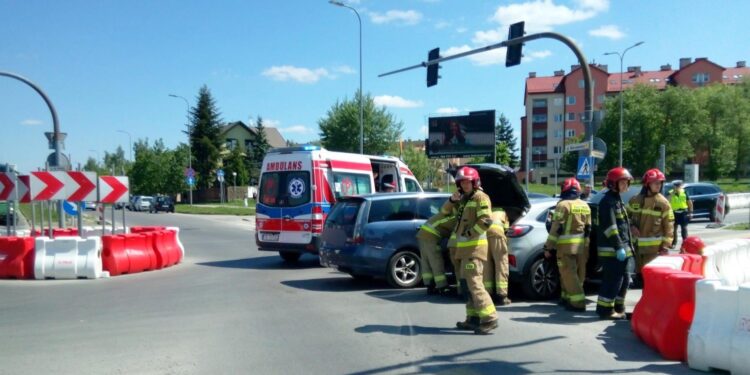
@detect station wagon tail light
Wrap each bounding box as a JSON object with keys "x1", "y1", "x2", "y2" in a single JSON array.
[
  {"x1": 508, "y1": 254, "x2": 517, "y2": 268},
  {"x1": 311, "y1": 205, "x2": 325, "y2": 233},
  {"x1": 507, "y1": 224, "x2": 532, "y2": 238}
]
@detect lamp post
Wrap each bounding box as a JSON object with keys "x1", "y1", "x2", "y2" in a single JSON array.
[
  {"x1": 604, "y1": 41, "x2": 644, "y2": 167},
  {"x1": 168, "y1": 94, "x2": 193, "y2": 205},
  {"x1": 232, "y1": 171, "x2": 237, "y2": 202},
  {"x1": 329, "y1": 0, "x2": 364, "y2": 154},
  {"x1": 116, "y1": 130, "x2": 132, "y2": 162}
]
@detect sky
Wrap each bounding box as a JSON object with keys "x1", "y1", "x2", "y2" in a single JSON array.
[{"x1": 1, "y1": 0, "x2": 749, "y2": 173}]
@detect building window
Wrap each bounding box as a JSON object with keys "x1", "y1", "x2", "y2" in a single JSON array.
[
  {"x1": 553, "y1": 98, "x2": 563, "y2": 106},
  {"x1": 566, "y1": 112, "x2": 576, "y2": 121},
  {"x1": 597, "y1": 95, "x2": 606, "y2": 104},
  {"x1": 532, "y1": 99, "x2": 547, "y2": 108},
  {"x1": 578, "y1": 79, "x2": 595, "y2": 88},
  {"x1": 565, "y1": 129, "x2": 576, "y2": 138},
  {"x1": 554, "y1": 114, "x2": 563, "y2": 123},
  {"x1": 532, "y1": 130, "x2": 546, "y2": 139},
  {"x1": 532, "y1": 114, "x2": 547, "y2": 123},
  {"x1": 566, "y1": 96, "x2": 576, "y2": 105},
  {"x1": 245, "y1": 140, "x2": 253, "y2": 153},
  {"x1": 692, "y1": 72, "x2": 710, "y2": 85},
  {"x1": 532, "y1": 146, "x2": 546, "y2": 154},
  {"x1": 555, "y1": 130, "x2": 563, "y2": 138},
  {"x1": 553, "y1": 146, "x2": 563, "y2": 154},
  {"x1": 226, "y1": 138, "x2": 238, "y2": 150}
]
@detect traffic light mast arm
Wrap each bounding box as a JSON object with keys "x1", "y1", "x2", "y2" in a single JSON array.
[{"x1": 378, "y1": 30, "x2": 594, "y2": 188}]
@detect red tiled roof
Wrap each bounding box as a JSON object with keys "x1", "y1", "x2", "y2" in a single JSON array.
[
  {"x1": 606, "y1": 70, "x2": 674, "y2": 92},
  {"x1": 526, "y1": 76, "x2": 564, "y2": 94},
  {"x1": 723, "y1": 67, "x2": 750, "y2": 84}
]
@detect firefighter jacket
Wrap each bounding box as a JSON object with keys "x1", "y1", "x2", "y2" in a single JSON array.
[
  {"x1": 487, "y1": 208, "x2": 509, "y2": 239},
  {"x1": 544, "y1": 198, "x2": 591, "y2": 255},
  {"x1": 596, "y1": 190, "x2": 633, "y2": 258},
  {"x1": 416, "y1": 211, "x2": 455, "y2": 241},
  {"x1": 442, "y1": 190, "x2": 493, "y2": 261},
  {"x1": 627, "y1": 193, "x2": 674, "y2": 254}
]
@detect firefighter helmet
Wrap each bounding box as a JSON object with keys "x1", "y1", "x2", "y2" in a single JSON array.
[
  {"x1": 642, "y1": 168, "x2": 666, "y2": 185},
  {"x1": 681, "y1": 236, "x2": 705, "y2": 255},
  {"x1": 604, "y1": 167, "x2": 634, "y2": 189},
  {"x1": 455, "y1": 166, "x2": 480, "y2": 188},
  {"x1": 561, "y1": 178, "x2": 581, "y2": 194}
]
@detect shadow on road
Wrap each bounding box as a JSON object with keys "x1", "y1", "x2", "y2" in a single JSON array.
[
  {"x1": 355, "y1": 324, "x2": 472, "y2": 336},
  {"x1": 366, "y1": 289, "x2": 462, "y2": 305},
  {"x1": 281, "y1": 276, "x2": 389, "y2": 292},
  {"x1": 508, "y1": 303, "x2": 602, "y2": 325},
  {"x1": 348, "y1": 336, "x2": 562, "y2": 375},
  {"x1": 554, "y1": 363, "x2": 695, "y2": 374},
  {"x1": 196, "y1": 254, "x2": 321, "y2": 270}
]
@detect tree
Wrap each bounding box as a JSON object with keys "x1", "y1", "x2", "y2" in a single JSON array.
[
  {"x1": 130, "y1": 139, "x2": 185, "y2": 196},
  {"x1": 103, "y1": 146, "x2": 128, "y2": 175},
  {"x1": 225, "y1": 146, "x2": 249, "y2": 186},
  {"x1": 190, "y1": 85, "x2": 223, "y2": 189},
  {"x1": 495, "y1": 113, "x2": 519, "y2": 168},
  {"x1": 319, "y1": 90, "x2": 403, "y2": 155},
  {"x1": 401, "y1": 145, "x2": 429, "y2": 184}
]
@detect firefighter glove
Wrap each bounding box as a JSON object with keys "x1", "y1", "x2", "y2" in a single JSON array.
[{"x1": 616, "y1": 248, "x2": 627, "y2": 262}]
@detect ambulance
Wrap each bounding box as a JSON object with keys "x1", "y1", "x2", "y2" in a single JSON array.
[{"x1": 255, "y1": 145, "x2": 422, "y2": 262}]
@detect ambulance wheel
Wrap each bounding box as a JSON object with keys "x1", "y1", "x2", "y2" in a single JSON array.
[
  {"x1": 279, "y1": 251, "x2": 301, "y2": 263},
  {"x1": 386, "y1": 250, "x2": 421, "y2": 288}
]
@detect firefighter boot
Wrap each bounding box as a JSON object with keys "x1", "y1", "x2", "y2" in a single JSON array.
[
  {"x1": 474, "y1": 319, "x2": 499, "y2": 335},
  {"x1": 456, "y1": 316, "x2": 479, "y2": 331}
]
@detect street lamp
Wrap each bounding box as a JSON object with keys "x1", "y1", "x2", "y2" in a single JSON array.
[
  {"x1": 116, "y1": 130, "x2": 132, "y2": 162},
  {"x1": 604, "y1": 41, "x2": 645, "y2": 167},
  {"x1": 329, "y1": 0, "x2": 364, "y2": 154},
  {"x1": 232, "y1": 171, "x2": 237, "y2": 201},
  {"x1": 168, "y1": 93, "x2": 193, "y2": 205}
]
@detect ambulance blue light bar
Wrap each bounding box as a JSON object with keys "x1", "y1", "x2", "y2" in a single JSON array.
[{"x1": 268, "y1": 145, "x2": 321, "y2": 154}]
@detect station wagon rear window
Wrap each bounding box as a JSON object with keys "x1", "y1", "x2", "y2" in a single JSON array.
[
  {"x1": 368, "y1": 198, "x2": 417, "y2": 223},
  {"x1": 259, "y1": 171, "x2": 311, "y2": 207},
  {"x1": 325, "y1": 200, "x2": 363, "y2": 238}
]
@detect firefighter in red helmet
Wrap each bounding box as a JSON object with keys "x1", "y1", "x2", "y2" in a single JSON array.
[
  {"x1": 680, "y1": 236, "x2": 705, "y2": 255},
  {"x1": 627, "y1": 168, "x2": 674, "y2": 285},
  {"x1": 442, "y1": 166, "x2": 498, "y2": 334},
  {"x1": 595, "y1": 167, "x2": 635, "y2": 319},
  {"x1": 544, "y1": 178, "x2": 591, "y2": 311}
]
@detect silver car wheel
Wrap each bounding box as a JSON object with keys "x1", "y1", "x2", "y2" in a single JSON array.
[
  {"x1": 531, "y1": 259, "x2": 559, "y2": 297},
  {"x1": 388, "y1": 251, "x2": 421, "y2": 288}
]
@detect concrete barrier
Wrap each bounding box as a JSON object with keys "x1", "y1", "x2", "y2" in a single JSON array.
[{"x1": 727, "y1": 193, "x2": 750, "y2": 210}]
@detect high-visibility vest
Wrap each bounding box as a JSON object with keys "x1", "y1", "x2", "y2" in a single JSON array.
[{"x1": 669, "y1": 189, "x2": 689, "y2": 211}]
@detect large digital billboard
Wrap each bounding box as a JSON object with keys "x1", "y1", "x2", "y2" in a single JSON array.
[{"x1": 426, "y1": 110, "x2": 496, "y2": 158}]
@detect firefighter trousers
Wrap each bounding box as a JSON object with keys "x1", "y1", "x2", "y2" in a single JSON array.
[
  {"x1": 634, "y1": 249, "x2": 658, "y2": 274},
  {"x1": 449, "y1": 247, "x2": 462, "y2": 295},
  {"x1": 487, "y1": 236, "x2": 510, "y2": 297},
  {"x1": 459, "y1": 258, "x2": 498, "y2": 323},
  {"x1": 557, "y1": 250, "x2": 587, "y2": 308},
  {"x1": 417, "y1": 237, "x2": 447, "y2": 288},
  {"x1": 596, "y1": 256, "x2": 630, "y2": 316}
]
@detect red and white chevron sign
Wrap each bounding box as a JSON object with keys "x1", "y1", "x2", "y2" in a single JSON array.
[
  {"x1": 66, "y1": 171, "x2": 97, "y2": 202},
  {"x1": 18, "y1": 175, "x2": 31, "y2": 203},
  {"x1": 0, "y1": 173, "x2": 14, "y2": 201},
  {"x1": 30, "y1": 171, "x2": 66, "y2": 201},
  {"x1": 98, "y1": 176, "x2": 129, "y2": 203}
]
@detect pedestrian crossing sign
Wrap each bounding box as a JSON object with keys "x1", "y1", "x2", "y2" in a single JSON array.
[{"x1": 576, "y1": 156, "x2": 592, "y2": 180}]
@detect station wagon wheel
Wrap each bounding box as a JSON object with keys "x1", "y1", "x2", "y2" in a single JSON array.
[
  {"x1": 522, "y1": 257, "x2": 560, "y2": 300},
  {"x1": 387, "y1": 250, "x2": 422, "y2": 288}
]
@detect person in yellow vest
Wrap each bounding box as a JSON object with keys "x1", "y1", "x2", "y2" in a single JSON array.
[
  {"x1": 416, "y1": 211, "x2": 455, "y2": 295},
  {"x1": 486, "y1": 207, "x2": 512, "y2": 306},
  {"x1": 667, "y1": 180, "x2": 693, "y2": 249},
  {"x1": 441, "y1": 166, "x2": 498, "y2": 334},
  {"x1": 627, "y1": 169, "x2": 674, "y2": 279},
  {"x1": 543, "y1": 178, "x2": 591, "y2": 312}
]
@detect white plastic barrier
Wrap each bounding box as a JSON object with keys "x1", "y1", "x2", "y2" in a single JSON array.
[
  {"x1": 80, "y1": 226, "x2": 127, "y2": 237},
  {"x1": 688, "y1": 239, "x2": 750, "y2": 374},
  {"x1": 727, "y1": 193, "x2": 750, "y2": 210},
  {"x1": 34, "y1": 236, "x2": 103, "y2": 279},
  {"x1": 167, "y1": 226, "x2": 185, "y2": 258}
]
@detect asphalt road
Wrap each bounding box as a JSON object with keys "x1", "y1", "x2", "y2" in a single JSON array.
[{"x1": 2, "y1": 208, "x2": 748, "y2": 374}]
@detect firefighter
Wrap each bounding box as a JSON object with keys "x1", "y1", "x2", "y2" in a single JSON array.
[
  {"x1": 595, "y1": 167, "x2": 635, "y2": 320},
  {"x1": 627, "y1": 168, "x2": 674, "y2": 279},
  {"x1": 543, "y1": 178, "x2": 591, "y2": 312},
  {"x1": 416, "y1": 211, "x2": 455, "y2": 295},
  {"x1": 668, "y1": 180, "x2": 693, "y2": 249},
  {"x1": 486, "y1": 207, "x2": 512, "y2": 306},
  {"x1": 442, "y1": 166, "x2": 498, "y2": 334}
]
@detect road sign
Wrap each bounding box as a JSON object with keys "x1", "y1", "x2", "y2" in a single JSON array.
[
  {"x1": 590, "y1": 150, "x2": 605, "y2": 159},
  {"x1": 186, "y1": 176, "x2": 195, "y2": 186},
  {"x1": 185, "y1": 168, "x2": 195, "y2": 178},
  {"x1": 217, "y1": 169, "x2": 224, "y2": 178},
  {"x1": 0, "y1": 173, "x2": 15, "y2": 200},
  {"x1": 66, "y1": 171, "x2": 97, "y2": 202},
  {"x1": 565, "y1": 142, "x2": 589, "y2": 152},
  {"x1": 18, "y1": 175, "x2": 30, "y2": 203},
  {"x1": 30, "y1": 171, "x2": 66, "y2": 201},
  {"x1": 576, "y1": 156, "x2": 593, "y2": 180},
  {"x1": 99, "y1": 176, "x2": 129, "y2": 203},
  {"x1": 63, "y1": 201, "x2": 79, "y2": 216}
]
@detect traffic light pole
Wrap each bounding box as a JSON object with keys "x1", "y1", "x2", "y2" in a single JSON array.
[{"x1": 380, "y1": 30, "x2": 595, "y2": 189}]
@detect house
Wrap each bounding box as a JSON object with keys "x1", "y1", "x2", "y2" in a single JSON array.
[{"x1": 219, "y1": 121, "x2": 287, "y2": 155}]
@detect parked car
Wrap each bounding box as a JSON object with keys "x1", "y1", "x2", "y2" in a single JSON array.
[
  {"x1": 150, "y1": 196, "x2": 175, "y2": 213},
  {"x1": 319, "y1": 163, "x2": 530, "y2": 288},
  {"x1": 527, "y1": 192, "x2": 551, "y2": 199},
  {"x1": 0, "y1": 201, "x2": 14, "y2": 226},
  {"x1": 663, "y1": 182, "x2": 728, "y2": 222},
  {"x1": 133, "y1": 196, "x2": 154, "y2": 212}
]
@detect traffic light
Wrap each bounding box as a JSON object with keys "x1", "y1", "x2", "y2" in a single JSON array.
[
  {"x1": 505, "y1": 21, "x2": 525, "y2": 67},
  {"x1": 426, "y1": 48, "x2": 440, "y2": 87}
]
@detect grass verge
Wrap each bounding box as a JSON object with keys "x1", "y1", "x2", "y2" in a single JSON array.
[
  {"x1": 726, "y1": 223, "x2": 750, "y2": 230},
  {"x1": 175, "y1": 204, "x2": 255, "y2": 216}
]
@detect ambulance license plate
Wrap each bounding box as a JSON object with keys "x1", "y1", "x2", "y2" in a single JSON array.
[{"x1": 261, "y1": 232, "x2": 279, "y2": 241}]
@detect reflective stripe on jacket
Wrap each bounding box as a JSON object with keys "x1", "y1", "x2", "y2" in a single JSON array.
[
  {"x1": 544, "y1": 198, "x2": 591, "y2": 254},
  {"x1": 627, "y1": 193, "x2": 674, "y2": 252},
  {"x1": 596, "y1": 190, "x2": 633, "y2": 256},
  {"x1": 416, "y1": 211, "x2": 456, "y2": 240},
  {"x1": 487, "y1": 208, "x2": 509, "y2": 238},
  {"x1": 452, "y1": 190, "x2": 493, "y2": 260}
]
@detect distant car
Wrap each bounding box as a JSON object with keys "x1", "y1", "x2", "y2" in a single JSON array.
[
  {"x1": 527, "y1": 192, "x2": 551, "y2": 199},
  {"x1": 133, "y1": 196, "x2": 154, "y2": 212},
  {"x1": 150, "y1": 196, "x2": 174, "y2": 213},
  {"x1": 663, "y1": 182, "x2": 728, "y2": 222}
]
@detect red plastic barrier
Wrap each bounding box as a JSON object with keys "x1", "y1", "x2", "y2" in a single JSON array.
[
  {"x1": 162, "y1": 229, "x2": 183, "y2": 266},
  {"x1": 632, "y1": 254, "x2": 705, "y2": 361},
  {"x1": 124, "y1": 234, "x2": 157, "y2": 273},
  {"x1": 101, "y1": 234, "x2": 158, "y2": 276},
  {"x1": 102, "y1": 235, "x2": 129, "y2": 276},
  {"x1": 0, "y1": 236, "x2": 36, "y2": 279},
  {"x1": 129, "y1": 226, "x2": 166, "y2": 234}
]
